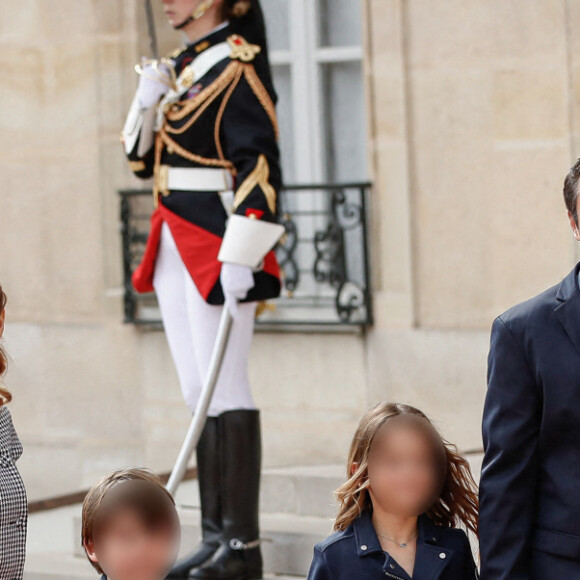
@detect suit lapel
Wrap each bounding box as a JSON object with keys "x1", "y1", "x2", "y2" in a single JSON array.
[{"x1": 554, "y1": 263, "x2": 580, "y2": 357}]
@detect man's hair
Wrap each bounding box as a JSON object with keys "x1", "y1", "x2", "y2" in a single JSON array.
[
  {"x1": 81, "y1": 468, "x2": 178, "y2": 575},
  {"x1": 563, "y1": 158, "x2": 580, "y2": 224}
]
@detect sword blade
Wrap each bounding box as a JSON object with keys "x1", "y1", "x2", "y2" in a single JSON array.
[
  {"x1": 144, "y1": 0, "x2": 159, "y2": 59},
  {"x1": 166, "y1": 303, "x2": 235, "y2": 495}
]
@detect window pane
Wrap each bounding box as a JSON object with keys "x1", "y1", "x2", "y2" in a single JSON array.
[
  {"x1": 320, "y1": 62, "x2": 367, "y2": 182},
  {"x1": 316, "y1": 0, "x2": 362, "y2": 48},
  {"x1": 263, "y1": 0, "x2": 291, "y2": 51},
  {"x1": 272, "y1": 64, "x2": 295, "y2": 184}
]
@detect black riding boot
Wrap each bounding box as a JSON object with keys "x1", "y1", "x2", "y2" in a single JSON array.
[
  {"x1": 167, "y1": 417, "x2": 222, "y2": 579},
  {"x1": 188, "y1": 410, "x2": 262, "y2": 580}
]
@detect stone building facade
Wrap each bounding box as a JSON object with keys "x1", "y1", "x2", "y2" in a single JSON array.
[{"x1": 0, "y1": 0, "x2": 578, "y2": 500}]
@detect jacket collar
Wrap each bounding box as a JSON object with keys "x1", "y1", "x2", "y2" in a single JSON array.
[
  {"x1": 413, "y1": 515, "x2": 454, "y2": 580},
  {"x1": 353, "y1": 510, "x2": 383, "y2": 557},
  {"x1": 555, "y1": 261, "x2": 580, "y2": 356},
  {"x1": 183, "y1": 22, "x2": 231, "y2": 56},
  {"x1": 353, "y1": 512, "x2": 454, "y2": 580}
]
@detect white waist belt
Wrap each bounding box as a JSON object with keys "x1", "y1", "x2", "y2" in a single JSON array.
[{"x1": 158, "y1": 166, "x2": 234, "y2": 193}]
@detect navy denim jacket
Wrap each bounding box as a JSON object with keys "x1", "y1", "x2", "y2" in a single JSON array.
[{"x1": 308, "y1": 511, "x2": 479, "y2": 580}]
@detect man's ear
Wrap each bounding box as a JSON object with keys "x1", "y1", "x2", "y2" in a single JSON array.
[
  {"x1": 0, "y1": 309, "x2": 5, "y2": 340},
  {"x1": 84, "y1": 539, "x2": 99, "y2": 564},
  {"x1": 568, "y1": 211, "x2": 580, "y2": 241}
]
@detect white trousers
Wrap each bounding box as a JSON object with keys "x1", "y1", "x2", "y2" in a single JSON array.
[{"x1": 153, "y1": 222, "x2": 257, "y2": 416}]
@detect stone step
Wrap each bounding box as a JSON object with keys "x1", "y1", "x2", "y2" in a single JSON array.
[
  {"x1": 172, "y1": 464, "x2": 344, "y2": 520},
  {"x1": 24, "y1": 553, "x2": 305, "y2": 580},
  {"x1": 169, "y1": 455, "x2": 483, "y2": 520},
  {"x1": 259, "y1": 464, "x2": 344, "y2": 519}
]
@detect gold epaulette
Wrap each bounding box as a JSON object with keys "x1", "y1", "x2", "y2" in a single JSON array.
[{"x1": 227, "y1": 34, "x2": 261, "y2": 63}]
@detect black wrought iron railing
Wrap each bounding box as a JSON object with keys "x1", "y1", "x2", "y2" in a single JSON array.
[{"x1": 119, "y1": 183, "x2": 373, "y2": 329}]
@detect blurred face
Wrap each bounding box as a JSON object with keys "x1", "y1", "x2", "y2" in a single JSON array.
[
  {"x1": 160, "y1": 0, "x2": 198, "y2": 28},
  {"x1": 160, "y1": 0, "x2": 214, "y2": 28},
  {"x1": 86, "y1": 510, "x2": 179, "y2": 580},
  {"x1": 366, "y1": 419, "x2": 443, "y2": 517}
]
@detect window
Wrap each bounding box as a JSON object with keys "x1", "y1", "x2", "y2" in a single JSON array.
[
  {"x1": 262, "y1": 0, "x2": 368, "y2": 184},
  {"x1": 119, "y1": 1, "x2": 372, "y2": 329}
]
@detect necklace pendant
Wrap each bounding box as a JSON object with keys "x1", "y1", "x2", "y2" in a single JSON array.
[{"x1": 399, "y1": 543, "x2": 407, "y2": 548}]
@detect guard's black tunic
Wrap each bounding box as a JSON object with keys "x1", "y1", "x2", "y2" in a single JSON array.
[{"x1": 125, "y1": 24, "x2": 282, "y2": 305}]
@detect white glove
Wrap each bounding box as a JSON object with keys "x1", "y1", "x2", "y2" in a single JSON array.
[
  {"x1": 220, "y1": 263, "x2": 255, "y2": 317},
  {"x1": 136, "y1": 60, "x2": 171, "y2": 109}
]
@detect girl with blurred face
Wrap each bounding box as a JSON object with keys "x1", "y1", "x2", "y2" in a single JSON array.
[{"x1": 308, "y1": 403, "x2": 480, "y2": 580}]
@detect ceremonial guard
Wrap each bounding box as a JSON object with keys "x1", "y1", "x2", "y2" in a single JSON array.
[{"x1": 121, "y1": 1, "x2": 281, "y2": 579}]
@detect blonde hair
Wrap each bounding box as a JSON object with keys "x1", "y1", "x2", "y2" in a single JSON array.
[
  {"x1": 0, "y1": 284, "x2": 12, "y2": 406},
  {"x1": 81, "y1": 468, "x2": 177, "y2": 574},
  {"x1": 334, "y1": 402, "x2": 479, "y2": 536}
]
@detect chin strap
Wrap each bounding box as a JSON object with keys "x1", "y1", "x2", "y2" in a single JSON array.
[{"x1": 174, "y1": 0, "x2": 215, "y2": 30}]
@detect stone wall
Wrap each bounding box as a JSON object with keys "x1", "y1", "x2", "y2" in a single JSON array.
[
  {"x1": 0, "y1": 0, "x2": 578, "y2": 500},
  {"x1": 364, "y1": 0, "x2": 578, "y2": 450}
]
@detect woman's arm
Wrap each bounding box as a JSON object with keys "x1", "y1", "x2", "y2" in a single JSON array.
[
  {"x1": 220, "y1": 59, "x2": 281, "y2": 223},
  {"x1": 121, "y1": 62, "x2": 171, "y2": 179},
  {"x1": 121, "y1": 93, "x2": 157, "y2": 179}
]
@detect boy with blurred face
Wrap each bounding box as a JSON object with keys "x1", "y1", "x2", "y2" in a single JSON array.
[{"x1": 82, "y1": 469, "x2": 180, "y2": 580}]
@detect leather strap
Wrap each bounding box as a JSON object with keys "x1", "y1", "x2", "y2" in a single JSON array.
[
  {"x1": 187, "y1": 42, "x2": 232, "y2": 86},
  {"x1": 156, "y1": 42, "x2": 232, "y2": 130}
]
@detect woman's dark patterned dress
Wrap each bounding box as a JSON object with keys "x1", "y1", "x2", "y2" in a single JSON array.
[{"x1": 0, "y1": 406, "x2": 27, "y2": 579}]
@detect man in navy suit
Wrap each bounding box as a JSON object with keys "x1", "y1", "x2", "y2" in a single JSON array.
[{"x1": 480, "y1": 158, "x2": 580, "y2": 579}]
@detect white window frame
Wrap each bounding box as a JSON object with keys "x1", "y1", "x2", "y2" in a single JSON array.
[{"x1": 267, "y1": 0, "x2": 364, "y2": 183}]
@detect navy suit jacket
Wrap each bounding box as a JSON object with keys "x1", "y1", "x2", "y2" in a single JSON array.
[
  {"x1": 480, "y1": 262, "x2": 580, "y2": 579},
  {"x1": 308, "y1": 511, "x2": 478, "y2": 580}
]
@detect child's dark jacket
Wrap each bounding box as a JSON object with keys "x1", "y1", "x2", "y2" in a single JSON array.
[{"x1": 308, "y1": 511, "x2": 479, "y2": 580}]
